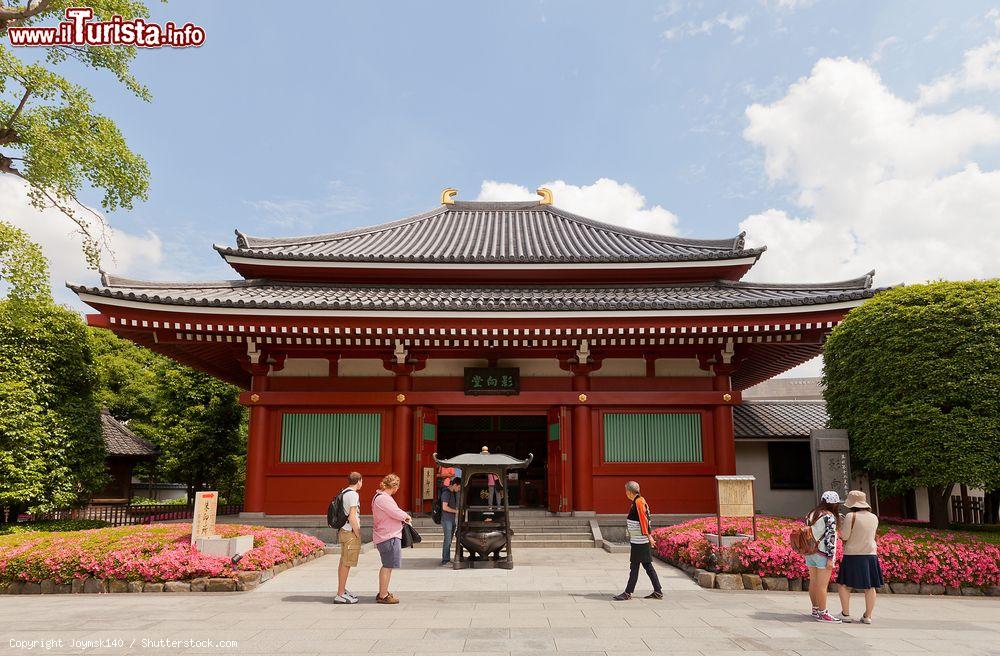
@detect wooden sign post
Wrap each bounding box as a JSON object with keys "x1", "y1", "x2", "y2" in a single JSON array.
[
  {"x1": 191, "y1": 491, "x2": 219, "y2": 545},
  {"x1": 714, "y1": 475, "x2": 756, "y2": 549}
]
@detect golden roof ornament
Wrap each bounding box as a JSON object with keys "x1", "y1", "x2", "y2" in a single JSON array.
[
  {"x1": 441, "y1": 188, "x2": 458, "y2": 205},
  {"x1": 536, "y1": 187, "x2": 553, "y2": 205}
]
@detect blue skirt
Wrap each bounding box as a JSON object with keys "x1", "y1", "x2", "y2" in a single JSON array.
[{"x1": 837, "y1": 555, "x2": 884, "y2": 590}]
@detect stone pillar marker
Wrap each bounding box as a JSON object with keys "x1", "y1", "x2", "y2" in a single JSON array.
[{"x1": 810, "y1": 429, "x2": 851, "y2": 503}]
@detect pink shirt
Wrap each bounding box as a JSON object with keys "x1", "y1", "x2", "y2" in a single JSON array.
[
  {"x1": 487, "y1": 474, "x2": 498, "y2": 486},
  {"x1": 371, "y1": 491, "x2": 408, "y2": 544}
]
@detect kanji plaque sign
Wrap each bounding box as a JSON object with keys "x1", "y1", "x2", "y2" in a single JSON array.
[
  {"x1": 191, "y1": 491, "x2": 218, "y2": 544},
  {"x1": 464, "y1": 367, "x2": 519, "y2": 396}
]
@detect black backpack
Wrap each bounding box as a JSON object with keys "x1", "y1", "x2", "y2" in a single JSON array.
[
  {"x1": 326, "y1": 488, "x2": 351, "y2": 530},
  {"x1": 431, "y1": 486, "x2": 444, "y2": 525}
]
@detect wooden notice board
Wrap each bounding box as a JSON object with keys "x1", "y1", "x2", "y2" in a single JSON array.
[
  {"x1": 714, "y1": 475, "x2": 757, "y2": 547},
  {"x1": 717, "y1": 476, "x2": 755, "y2": 517},
  {"x1": 191, "y1": 491, "x2": 218, "y2": 544}
]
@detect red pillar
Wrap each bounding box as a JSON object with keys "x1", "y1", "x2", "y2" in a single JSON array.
[
  {"x1": 571, "y1": 373, "x2": 594, "y2": 513},
  {"x1": 244, "y1": 371, "x2": 270, "y2": 514},
  {"x1": 712, "y1": 366, "x2": 737, "y2": 475},
  {"x1": 392, "y1": 373, "x2": 413, "y2": 511}
]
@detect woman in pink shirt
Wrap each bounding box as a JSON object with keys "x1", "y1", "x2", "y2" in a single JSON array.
[{"x1": 371, "y1": 473, "x2": 411, "y2": 604}]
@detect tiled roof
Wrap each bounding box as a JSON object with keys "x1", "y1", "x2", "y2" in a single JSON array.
[
  {"x1": 70, "y1": 273, "x2": 877, "y2": 313},
  {"x1": 733, "y1": 400, "x2": 828, "y2": 438},
  {"x1": 101, "y1": 409, "x2": 158, "y2": 458},
  {"x1": 215, "y1": 201, "x2": 764, "y2": 264}
]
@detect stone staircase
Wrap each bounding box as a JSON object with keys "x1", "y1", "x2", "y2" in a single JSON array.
[{"x1": 409, "y1": 509, "x2": 597, "y2": 549}]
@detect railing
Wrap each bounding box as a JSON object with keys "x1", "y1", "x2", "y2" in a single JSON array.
[
  {"x1": 951, "y1": 495, "x2": 984, "y2": 525},
  {"x1": 29, "y1": 502, "x2": 243, "y2": 526}
]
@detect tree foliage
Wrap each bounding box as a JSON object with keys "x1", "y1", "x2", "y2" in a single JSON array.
[
  {"x1": 0, "y1": 220, "x2": 49, "y2": 301},
  {"x1": 823, "y1": 281, "x2": 1000, "y2": 528},
  {"x1": 89, "y1": 329, "x2": 246, "y2": 502},
  {"x1": 0, "y1": 299, "x2": 105, "y2": 520},
  {"x1": 0, "y1": 0, "x2": 152, "y2": 266}
]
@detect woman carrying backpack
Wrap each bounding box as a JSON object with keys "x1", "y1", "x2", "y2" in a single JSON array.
[
  {"x1": 805, "y1": 490, "x2": 842, "y2": 623},
  {"x1": 836, "y1": 490, "x2": 883, "y2": 624}
]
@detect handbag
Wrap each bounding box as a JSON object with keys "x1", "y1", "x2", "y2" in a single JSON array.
[{"x1": 401, "y1": 523, "x2": 422, "y2": 548}]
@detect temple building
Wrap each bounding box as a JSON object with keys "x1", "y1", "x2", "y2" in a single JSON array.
[{"x1": 70, "y1": 189, "x2": 878, "y2": 516}]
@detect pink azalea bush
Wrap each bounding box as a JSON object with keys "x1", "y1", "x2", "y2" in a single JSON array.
[
  {"x1": 652, "y1": 516, "x2": 1000, "y2": 589},
  {"x1": 0, "y1": 523, "x2": 324, "y2": 584}
]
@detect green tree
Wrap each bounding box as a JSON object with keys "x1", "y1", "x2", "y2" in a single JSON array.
[
  {"x1": 89, "y1": 329, "x2": 247, "y2": 503},
  {"x1": 1, "y1": 0, "x2": 151, "y2": 266},
  {"x1": 823, "y1": 281, "x2": 1000, "y2": 528},
  {"x1": 0, "y1": 300, "x2": 105, "y2": 522}
]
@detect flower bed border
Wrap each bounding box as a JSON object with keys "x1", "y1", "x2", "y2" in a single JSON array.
[
  {"x1": 656, "y1": 553, "x2": 1000, "y2": 597},
  {"x1": 0, "y1": 551, "x2": 324, "y2": 595}
]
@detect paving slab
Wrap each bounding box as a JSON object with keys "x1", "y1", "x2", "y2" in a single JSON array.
[{"x1": 0, "y1": 547, "x2": 997, "y2": 654}]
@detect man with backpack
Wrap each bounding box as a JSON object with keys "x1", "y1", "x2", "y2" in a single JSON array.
[
  {"x1": 439, "y1": 478, "x2": 461, "y2": 565},
  {"x1": 330, "y1": 472, "x2": 363, "y2": 604}
]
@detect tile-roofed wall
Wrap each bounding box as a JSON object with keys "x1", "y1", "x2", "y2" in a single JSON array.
[
  {"x1": 216, "y1": 202, "x2": 762, "y2": 264},
  {"x1": 743, "y1": 376, "x2": 824, "y2": 400},
  {"x1": 733, "y1": 400, "x2": 829, "y2": 439}
]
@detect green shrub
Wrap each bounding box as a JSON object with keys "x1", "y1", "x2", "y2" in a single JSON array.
[{"x1": 0, "y1": 519, "x2": 109, "y2": 535}]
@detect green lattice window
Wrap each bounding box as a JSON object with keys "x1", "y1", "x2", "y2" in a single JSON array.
[
  {"x1": 280, "y1": 413, "x2": 381, "y2": 463},
  {"x1": 603, "y1": 413, "x2": 702, "y2": 463}
]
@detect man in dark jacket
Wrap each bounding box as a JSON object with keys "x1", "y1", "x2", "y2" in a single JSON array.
[{"x1": 440, "y1": 478, "x2": 461, "y2": 565}]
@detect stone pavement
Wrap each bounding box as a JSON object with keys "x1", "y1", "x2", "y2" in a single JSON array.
[{"x1": 1, "y1": 548, "x2": 998, "y2": 655}]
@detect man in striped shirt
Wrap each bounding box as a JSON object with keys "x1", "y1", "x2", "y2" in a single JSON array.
[{"x1": 613, "y1": 480, "x2": 663, "y2": 600}]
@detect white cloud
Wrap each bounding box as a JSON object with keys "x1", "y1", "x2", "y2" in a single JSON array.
[
  {"x1": 740, "y1": 55, "x2": 1000, "y2": 285},
  {"x1": 663, "y1": 11, "x2": 748, "y2": 40},
  {"x1": 245, "y1": 180, "x2": 367, "y2": 231},
  {"x1": 870, "y1": 36, "x2": 899, "y2": 63},
  {"x1": 918, "y1": 11, "x2": 1000, "y2": 105},
  {"x1": 770, "y1": 0, "x2": 818, "y2": 9},
  {"x1": 0, "y1": 177, "x2": 163, "y2": 305},
  {"x1": 476, "y1": 178, "x2": 681, "y2": 235}
]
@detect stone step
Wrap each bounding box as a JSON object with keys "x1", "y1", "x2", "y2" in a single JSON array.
[
  {"x1": 415, "y1": 539, "x2": 597, "y2": 549},
  {"x1": 409, "y1": 522, "x2": 591, "y2": 532}
]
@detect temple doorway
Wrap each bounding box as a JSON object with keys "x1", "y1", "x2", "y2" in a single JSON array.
[{"x1": 436, "y1": 415, "x2": 548, "y2": 508}]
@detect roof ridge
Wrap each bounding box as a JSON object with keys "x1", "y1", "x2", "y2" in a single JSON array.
[
  {"x1": 232, "y1": 206, "x2": 450, "y2": 249},
  {"x1": 542, "y1": 205, "x2": 747, "y2": 251},
  {"x1": 86, "y1": 275, "x2": 255, "y2": 290},
  {"x1": 721, "y1": 270, "x2": 876, "y2": 291}
]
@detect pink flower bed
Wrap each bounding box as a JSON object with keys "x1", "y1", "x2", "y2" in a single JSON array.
[
  {"x1": 652, "y1": 516, "x2": 1000, "y2": 589},
  {"x1": 0, "y1": 524, "x2": 324, "y2": 584}
]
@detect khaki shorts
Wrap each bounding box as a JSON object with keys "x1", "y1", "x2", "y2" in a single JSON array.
[{"x1": 339, "y1": 529, "x2": 360, "y2": 567}]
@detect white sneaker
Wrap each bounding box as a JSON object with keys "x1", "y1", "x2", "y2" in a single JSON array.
[
  {"x1": 333, "y1": 594, "x2": 357, "y2": 604},
  {"x1": 344, "y1": 590, "x2": 358, "y2": 602},
  {"x1": 839, "y1": 612, "x2": 853, "y2": 623},
  {"x1": 811, "y1": 607, "x2": 820, "y2": 619},
  {"x1": 860, "y1": 616, "x2": 872, "y2": 625}
]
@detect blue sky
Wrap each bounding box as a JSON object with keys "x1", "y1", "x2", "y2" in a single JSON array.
[{"x1": 5, "y1": 1, "x2": 1000, "y2": 309}]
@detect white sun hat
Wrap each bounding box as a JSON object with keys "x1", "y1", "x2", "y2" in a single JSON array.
[{"x1": 821, "y1": 490, "x2": 842, "y2": 504}]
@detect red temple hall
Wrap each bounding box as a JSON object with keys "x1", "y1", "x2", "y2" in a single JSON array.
[{"x1": 71, "y1": 189, "x2": 876, "y2": 516}]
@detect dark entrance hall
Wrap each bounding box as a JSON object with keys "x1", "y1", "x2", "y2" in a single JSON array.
[{"x1": 436, "y1": 415, "x2": 548, "y2": 508}]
